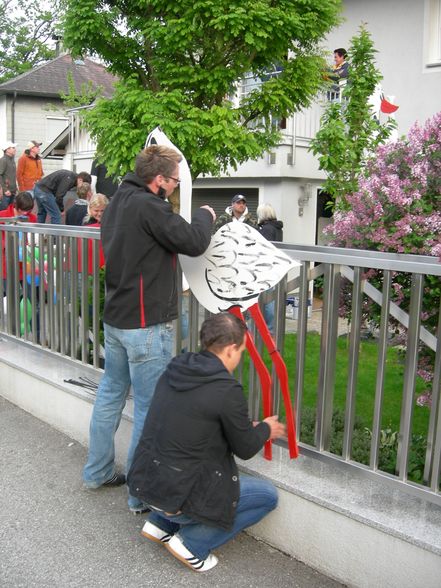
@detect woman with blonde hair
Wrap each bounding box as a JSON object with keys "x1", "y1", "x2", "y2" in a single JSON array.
[
  {"x1": 83, "y1": 193, "x2": 109, "y2": 226},
  {"x1": 79, "y1": 193, "x2": 109, "y2": 274},
  {"x1": 256, "y1": 203, "x2": 283, "y2": 242}
]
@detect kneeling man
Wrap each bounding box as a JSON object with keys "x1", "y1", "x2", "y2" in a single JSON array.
[{"x1": 128, "y1": 312, "x2": 285, "y2": 572}]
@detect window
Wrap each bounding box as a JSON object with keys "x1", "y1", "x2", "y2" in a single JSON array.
[{"x1": 425, "y1": 0, "x2": 441, "y2": 67}]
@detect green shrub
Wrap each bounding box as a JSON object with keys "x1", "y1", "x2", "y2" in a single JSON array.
[{"x1": 299, "y1": 407, "x2": 429, "y2": 484}]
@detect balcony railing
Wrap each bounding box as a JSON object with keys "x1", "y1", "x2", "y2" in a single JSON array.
[{"x1": 1, "y1": 222, "x2": 440, "y2": 505}]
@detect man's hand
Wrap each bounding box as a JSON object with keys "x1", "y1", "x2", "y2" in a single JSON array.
[
  {"x1": 263, "y1": 415, "x2": 286, "y2": 440},
  {"x1": 200, "y1": 205, "x2": 216, "y2": 222}
]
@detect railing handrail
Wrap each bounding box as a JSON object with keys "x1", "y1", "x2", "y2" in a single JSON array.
[
  {"x1": 0, "y1": 223, "x2": 101, "y2": 239},
  {"x1": 2, "y1": 223, "x2": 440, "y2": 273},
  {"x1": 278, "y1": 242, "x2": 441, "y2": 275}
]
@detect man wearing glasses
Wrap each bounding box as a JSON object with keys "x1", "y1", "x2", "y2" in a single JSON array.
[{"x1": 83, "y1": 145, "x2": 216, "y2": 515}]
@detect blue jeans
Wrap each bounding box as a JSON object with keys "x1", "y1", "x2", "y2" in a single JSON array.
[
  {"x1": 34, "y1": 185, "x2": 62, "y2": 224},
  {"x1": 83, "y1": 322, "x2": 173, "y2": 508},
  {"x1": 148, "y1": 475, "x2": 278, "y2": 559}
]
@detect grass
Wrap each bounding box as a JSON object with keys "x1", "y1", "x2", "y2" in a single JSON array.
[
  {"x1": 241, "y1": 332, "x2": 435, "y2": 483},
  {"x1": 242, "y1": 332, "x2": 431, "y2": 436}
]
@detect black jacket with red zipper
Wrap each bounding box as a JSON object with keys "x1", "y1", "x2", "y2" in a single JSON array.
[{"x1": 101, "y1": 172, "x2": 212, "y2": 329}]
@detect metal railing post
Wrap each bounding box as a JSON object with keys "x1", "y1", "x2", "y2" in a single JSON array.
[
  {"x1": 316, "y1": 263, "x2": 341, "y2": 451},
  {"x1": 396, "y1": 273, "x2": 424, "y2": 480}
]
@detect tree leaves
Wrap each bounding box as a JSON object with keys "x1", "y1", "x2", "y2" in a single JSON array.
[
  {"x1": 0, "y1": 1, "x2": 61, "y2": 83},
  {"x1": 61, "y1": 0, "x2": 341, "y2": 177}
]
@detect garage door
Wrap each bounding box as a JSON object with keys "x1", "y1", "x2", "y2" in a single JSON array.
[{"x1": 192, "y1": 188, "x2": 259, "y2": 218}]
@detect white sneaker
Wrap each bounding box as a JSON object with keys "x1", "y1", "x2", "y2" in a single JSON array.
[
  {"x1": 141, "y1": 520, "x2": 173, "y2": 544},
  {"x1": 166, "y1": 534, "x2": 218, "y2": 572}
]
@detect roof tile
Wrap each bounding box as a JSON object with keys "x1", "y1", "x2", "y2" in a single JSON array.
[{"x1": 0, "y1": 54, "x2": 117, "y2": 98}]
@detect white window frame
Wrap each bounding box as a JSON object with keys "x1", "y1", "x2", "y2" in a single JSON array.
[{"x1": 425, "y1": 0, "x2": 441, "y2": 68}]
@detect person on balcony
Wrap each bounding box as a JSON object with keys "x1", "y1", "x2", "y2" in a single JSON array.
[
  {"x1": 128, "y1": 312, "x2": 285, "y2": 572},
  {"x1": 328, "y1": 47, "x2": 349, "y2": 97},
  {"x1": 213, "y1": 194, "x2": 258, "y2": 233},
  {"x1": 82, "y1": 145, "x2": 216, "y2": 515},
  {"x1": 34, "y1": 170, "x2": 91, "y2": 225},
  {"x1": 16, "y1": 141, "x2": 44, "y2": 198},
  {"x1": 0, "y1": 142, "x2": 18, "y2": 211}
]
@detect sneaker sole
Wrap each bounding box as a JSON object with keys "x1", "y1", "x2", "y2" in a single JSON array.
[
  {"x1": 141, "y1": 530, "x2": 172, "y2": 545},
  {"x1": 165, "y1": 542, "x2": 216, "y2": 572}
]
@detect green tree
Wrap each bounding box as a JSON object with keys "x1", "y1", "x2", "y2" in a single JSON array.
[
  {"x1": 62, "y1": 0, "x2": 341, "y2": 179},
  {"x1": 59, "y1": 71, "x2": 104, "y2": 108},
  {"x1": 0, "y1": 1, "x2": 61, "y2": 83},
  {"x1": 309, "y1": 25, "x2": 396, "y2": 208}
]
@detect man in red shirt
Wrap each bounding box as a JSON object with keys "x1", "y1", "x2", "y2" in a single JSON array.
[
  {"x1": 0, "y1": 191, "x2": 37, "y2": 223},
  {"x1": 0, "y1": 191, "x2": 37, "y2": 282},
  {"x1": 0, "y1": 192, "x2": 37, "y2": 268}
]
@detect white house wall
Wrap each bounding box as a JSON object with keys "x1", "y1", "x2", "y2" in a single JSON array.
[
  {"x1": 11, "y1": 96, "x2": 66, "y2": 156},
  {"x1": 326, "y1": 0, "x2": 441, "y2": 133}
]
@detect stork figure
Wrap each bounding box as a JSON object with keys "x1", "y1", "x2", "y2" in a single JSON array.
[{"x1": 146, "y1": 127, "x2": 300, "y2": 459}]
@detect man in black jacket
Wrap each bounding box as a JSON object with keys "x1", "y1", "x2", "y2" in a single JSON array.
[
  {"x1": 128, "y1": 312, "x2": 286, "y2": 572},
  {"x1": 83, "y1": 145, "x2": 216, "y2": 515},
  {"x1": 34, "y1": 169, "x2": 91, "y2": 224}
]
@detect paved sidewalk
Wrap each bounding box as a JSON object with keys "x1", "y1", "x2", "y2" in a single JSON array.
[{"x1": 0, "y1": 397, "x2": 344, "y2": 588}]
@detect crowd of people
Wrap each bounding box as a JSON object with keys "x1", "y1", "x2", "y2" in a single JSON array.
[
  {"x1": 0, "y1": 140, "x2": 112, "y2": 227},
  {"x1": 1, "y1": 139, "x2": 288, "y2": 573}
]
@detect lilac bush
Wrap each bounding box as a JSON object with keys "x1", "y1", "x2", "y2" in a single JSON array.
[
  {"x1": 328, "y1": 112, "x2": 441, "y2": 256},
  {"x1": 326, "y1": 112, "x2": 441, "y2": 405}
]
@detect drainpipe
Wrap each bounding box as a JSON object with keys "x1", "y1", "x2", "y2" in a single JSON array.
[{"x1": 11, "y1": 91, "x2": 17, "y2": 142}]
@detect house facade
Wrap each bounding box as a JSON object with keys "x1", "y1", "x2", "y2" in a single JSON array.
[
  {"x1": 0, "y1": 54, "x2": 116, "y2": 176},
  {"x1": 41, "y1": 1, "x2": 441, "y2": 245},
  {"x1": 194, "y1": 0, "x2": 441, "y2": 245}
]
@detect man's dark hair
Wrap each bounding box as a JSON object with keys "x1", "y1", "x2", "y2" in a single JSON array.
[
  {"x1": 135, "y1": 145, "x2": 182, "y2": 184},
  {"x1": 334, "y1": 48, "x2": 347, "y2": 59},
  {"x1": 77, "y1": 171, "x2": 92, "y2": 184},
  {"x1": 200, "y1": 312, "x2": 247, "y2": 353},
  {"x1": 15, "y1": 191, "x2": 34, "y2": 212}
]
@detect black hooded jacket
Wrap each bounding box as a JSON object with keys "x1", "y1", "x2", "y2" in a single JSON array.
[
  {"x1": 258, "y1": 219, "x2": 283, "y2": 242},
  {"x1": 101, "y1": 172, "x2": 212, "y2": 329},
  {"x1": 128, "y1": 351, "x2": 270, "y2": 529}
]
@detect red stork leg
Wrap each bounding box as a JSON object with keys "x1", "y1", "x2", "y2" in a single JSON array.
[
  {"x1": 249, "y1": 303, "x2": 299, "y2": 458},
  {"x1": 228, "y1": 305, "x2": 273, "y2": 460}
]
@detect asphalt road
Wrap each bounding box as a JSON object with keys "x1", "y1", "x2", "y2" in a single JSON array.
[{"x1": 0, "y1": 397, "x2": 344, "y2": 588}]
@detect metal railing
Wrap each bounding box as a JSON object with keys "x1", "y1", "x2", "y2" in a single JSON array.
[
  {"x1": 1, "y1": 223, "x2": 440, "y2": 504},
  {"x1": 1, "y1": 222, "x2": 103, "y2": 368}
]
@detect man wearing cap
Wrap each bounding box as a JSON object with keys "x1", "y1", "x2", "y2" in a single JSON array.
[
  {"x1": 0, "y1": 142, "x2": 18, "y2": 211},
  {"x1": 17, "y1": 140, "x2": 44, "y2": 197},
  {"x1": 213, "y1": 194, "x2": 258, "y2": 233}
]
